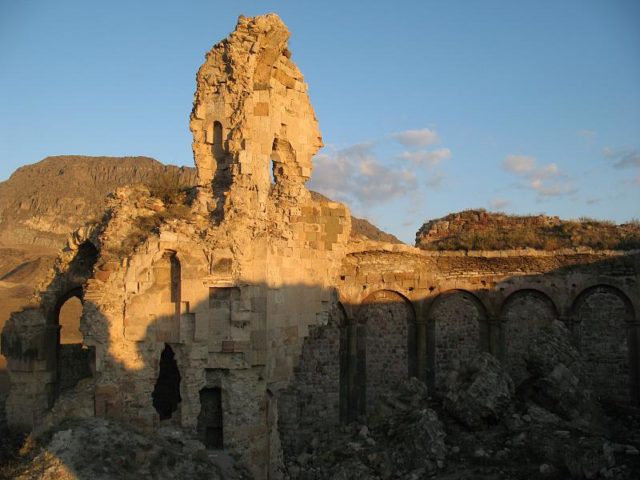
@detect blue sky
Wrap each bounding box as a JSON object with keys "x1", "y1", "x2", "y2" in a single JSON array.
[{"x1": 1, "y1": 0, "x2": 638, "y2": 243}]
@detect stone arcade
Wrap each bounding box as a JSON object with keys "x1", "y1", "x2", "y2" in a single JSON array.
[{"x1": 1, "y1": 14, "x2": 639, "y2": 479}]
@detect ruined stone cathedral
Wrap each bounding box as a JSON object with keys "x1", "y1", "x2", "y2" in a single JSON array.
[{"x1": 2, "y1": 13, "x2": 639, "y2": 479}]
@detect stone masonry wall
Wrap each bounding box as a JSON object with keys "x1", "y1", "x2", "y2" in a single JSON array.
[
  {"x1": 428, "y1": 290, "x2": 486, "y2": 389},
  {"x1": 500, "y1": 290, "x2": 558, "y2": 385},
  {"x1": 358, "y1": 290, "x2": 414, "y2": 412},
  {"x1": 574, "y1": 285, "x2": 635, "y2": 404}
]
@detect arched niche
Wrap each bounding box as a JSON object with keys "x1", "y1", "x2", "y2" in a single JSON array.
[
  {"x1": 153, "y1": 251, "x2": 182, "y2": 342},
  {"x1": 572, "y1": 285, "x2": 637, "y2": 405},
  {"x1": 212, "y1": 121, "x2": 224, "y2": 162},
  {"x1": 427, "y1": 289, "x2": 488, "y2": 390},
  {"x1": 53, "y1": 287, "x2": 94, "y2": 396},
  {"x1": 354, "y1": 290, "x2": 416, "y2": 414},
  {"x1": 499, "y1": 289, "x2": 558, "y2": 385}
]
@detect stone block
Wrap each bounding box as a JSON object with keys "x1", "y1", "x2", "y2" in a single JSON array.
[
  {"x1": 194, "y1": 311, "x2": 210, "y2": 342},
  {"x1": 254, "y1": 102, "x2": 270, "y2": 116}
]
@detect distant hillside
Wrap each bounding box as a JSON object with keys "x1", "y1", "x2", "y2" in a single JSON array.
[
  {"x1": 0, "y1": 155, "x2": 196, "y2": 248},
  {"x1": 416, "y1": 209, "x2": 640, "y2": 251}
]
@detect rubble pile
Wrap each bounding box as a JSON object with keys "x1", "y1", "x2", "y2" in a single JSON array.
[
  {"x1": 519, "y1": 320, "x2": 605, "y2": 429},
  {"x1": 4, "y1": 417, "x2": 247, "y2": 480},
  {"x1": 285, "y1": 323, "x2": 640, "y2": 480},
  {"x1": 286, "y1": 379, "x2": 446, "y2": 479}
]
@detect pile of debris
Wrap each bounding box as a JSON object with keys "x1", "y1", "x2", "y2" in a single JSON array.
[
  {"x1": 286, "y1": 378, "x2": 446, "y2": 479},
  {"x1": 286, "y1": 321, "x2": 640, "y2": 479},
  {"x1": 2, "y1": 417, "x2": 247, "y2": 480}
]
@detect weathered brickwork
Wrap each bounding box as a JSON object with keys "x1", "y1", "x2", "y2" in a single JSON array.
[
  {"x1": 500, "y1": 290, "x2": 558, "y2": 385},
  {"x1": 574, "y1": 286, "x2": 635, "y2": 404},
  {"x1": 359, "y1": 291, "x2": 414, "y2": 412},
  {"x1": 428, "y1": 290, "x2": 486, "y2": 389},
  {"x1": 278, "y1": 305, "x2": 344, "y2": 455}
]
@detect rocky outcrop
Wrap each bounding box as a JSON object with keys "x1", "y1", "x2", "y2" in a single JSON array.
[{"x1": 416, "y1": 209, "x2": 640, "y2": 251}]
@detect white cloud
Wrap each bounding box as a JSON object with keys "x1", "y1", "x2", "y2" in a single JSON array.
[
  {"x1": 490, "y1": 198, "x2": 509, "y2": 210},
  {"x1": 503, "y1": 154, "x2": 535, "y2": 173},
  {"x1": 309, "y1": 143, "x2": 417, "y2": 207},
  {"x1": 392, "y1": 128, "x2": 439, "y2": 148},
  {"x1": 503, "y1": 154, "x2": 575, "y2": 199},
  {"x1": 398, "y1": 148, "x2": 451, "y2": 167}
]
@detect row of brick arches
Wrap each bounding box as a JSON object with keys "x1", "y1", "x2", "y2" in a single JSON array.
[{"x1": 304, "y1": 285, "x2": 639, "y2": 423}]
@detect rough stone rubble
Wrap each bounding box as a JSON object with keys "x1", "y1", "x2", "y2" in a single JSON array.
[{"x1": 1, "y1": 12, "x2": 639, "y2": 480}]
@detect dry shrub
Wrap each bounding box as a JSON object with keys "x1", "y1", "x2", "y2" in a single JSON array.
[{"x1": 148, "y1": 169, "x2": 188, "y2": 205}]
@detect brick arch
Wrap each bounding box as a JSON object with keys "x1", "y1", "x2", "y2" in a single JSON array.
[
  {"x1": 356, "y1": 289, "x2": 416, "y2": 320},
  {"x1": 571, "y1": 284, "x2": 638, "y2": 405},
  {"x1": 426, "y1": 289, "x2": 488, "y2": 389},
  {"x1": 353, "y1": 289, "x2": 416, "y2": 414},
  {"x1": 571, "y1": 284, "x2": 635, "y2": 319},
  {"x1": 52, "y1": 287, "x2": 84, "y2": 324},
  {"x1": 42, "y1": 241, "x2": 98, "y2": 325},
  {"x1": 499, "y1": 289, "x2": 559, "y2": 385}
]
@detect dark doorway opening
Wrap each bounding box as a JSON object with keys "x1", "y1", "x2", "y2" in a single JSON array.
[
  {"x1": 152, "y1": 344, "x2": 182, "y2": 420},
  {"x1": 198, "y1": 387, "x2": 223, "y2": 449}
]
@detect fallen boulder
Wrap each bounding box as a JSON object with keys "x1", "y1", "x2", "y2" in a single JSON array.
[
  {"x1": 520, "y1": 320, "x2": 604, "y2": 428},
  {"x1": 443, "y1": 352, "x2": 514, "y2": 430}
]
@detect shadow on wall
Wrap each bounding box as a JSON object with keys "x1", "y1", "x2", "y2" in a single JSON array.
[
  {"x1": 280, "y1": 254, "x2": 640, "y2": 455},
  {"x1": 1, "y1": 245, "x2": 639, "y2": 477}
]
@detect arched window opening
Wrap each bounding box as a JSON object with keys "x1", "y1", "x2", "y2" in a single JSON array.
[
  {"x1": 269, "y1": 159, "x2": 277, "y2": 185},
  {"x1": 56, "y1": 291, "x2": 93, "y2": 394},
  {"x1": 198, "y1": 387, "x2": 223, "y2": 449},
  {"x1": 59, "y1": 295, "x2": 83, "y2": 344},
  {"x1": 169, "y1": 252, "x2": 181, "y2": 323},
  {"x1": 152, "y1": 252, "x2": 182, "y2": 342},
  {"x1": 152, "y1": 344, "x2": 182, "y2": 420},
  {"x1": 213, "y1": 121, "x2": 224, "y2": 161}
]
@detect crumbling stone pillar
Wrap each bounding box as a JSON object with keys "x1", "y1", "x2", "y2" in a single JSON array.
[{"x1": 190, "y1": 14, "x2": 323, "y2": 220}]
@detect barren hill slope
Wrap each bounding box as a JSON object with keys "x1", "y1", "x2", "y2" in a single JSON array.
[{"x1": 0, "y1": 155, "x2": 196, "y2": 248}]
